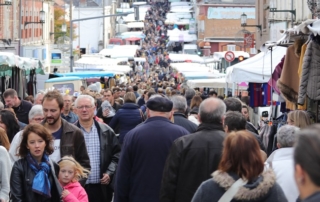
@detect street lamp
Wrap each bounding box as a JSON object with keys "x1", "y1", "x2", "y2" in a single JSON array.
[
  {"x1": 0, "y1": 0, "x2": 12, "y2": 6},
  {"x1": 240, "y1": 12, "x2": 262, "y2": 36},
  {"x1": 25, "y1": 10, "x2": 45, "y2": 27},
  {"x1": 50, "y1": 22, "x2": 67, "y2": 35}
]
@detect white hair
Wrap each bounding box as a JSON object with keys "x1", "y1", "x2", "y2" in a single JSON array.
[
  {"x1": 74, "y1": 95, "x2": 95, "y2": 107},
  {"x1": 277, "y1": 125, "x2": 300, "y2": 147},
  {"x1": 28, "y1": 104, "x2": 44, "y2": 119}
]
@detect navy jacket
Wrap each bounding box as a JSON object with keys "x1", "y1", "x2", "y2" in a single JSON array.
[
  {"x1": 109, "y1": 103, "x2": 144, "y2": 144},
  {"x1": 114, "y1": 117, "x2": 189, "y2": 202}
]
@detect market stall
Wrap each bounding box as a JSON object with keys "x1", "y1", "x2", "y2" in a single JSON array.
[{"x1": 0, "y1": 52, "x2": 44, "y2": 97}]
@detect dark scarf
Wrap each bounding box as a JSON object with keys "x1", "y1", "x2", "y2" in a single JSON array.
[{"x1": 26, "y1": 152, "x2": 51, "y2": 198}]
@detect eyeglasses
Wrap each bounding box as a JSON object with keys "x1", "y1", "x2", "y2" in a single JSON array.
[
  {"x1": 76, "y1": 105, "x2": 93, "y2": 110},
  {"x1": 33, "y1": 118, "x2": 44, "y2": 122}
]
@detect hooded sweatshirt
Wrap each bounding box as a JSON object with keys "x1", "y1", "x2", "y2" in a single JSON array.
[{"x1": 62, "y1": 181, "x2": 88, "y2": 202}]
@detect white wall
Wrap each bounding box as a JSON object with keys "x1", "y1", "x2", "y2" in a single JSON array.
[{"x1": 72, "y1": 7, "x2": 104, "y2": 53}]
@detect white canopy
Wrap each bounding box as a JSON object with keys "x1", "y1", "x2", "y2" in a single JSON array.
[
  {"x1": 127, "y1": 22, "x2": 144, "y2": 28},
  {"x1": 171, "y1": 2, "x2": 190, "y2": 7},
  {"x1": 187, "y1": 78, "x2": 248, "y2": 90},
  {"x1": 0, "y1": 52, "x2": 43, "y2": 70},
  {"x1": 169, "y1": 54, "x2": 218, "y2": 63},
  {"x1": 165, "y1": 19, "x2": 189, "y2": 25},
  {"x1": 166, "y1": 12, "x2": 192, "y2": 20},
  {"x1": 170, "y1": 6, "x2": 193, "y2": 13},
  {"x1": 99, "y1": 45, "x2": 139, "y2": 58},
  {"x1": 226, "y1": 46, "x2": 287, "y2": 83},
  {"x1": 182, "y1": 71, "x2": 225, "y2": 80},
  {"x1": 171, "y1": 62, "x2": 213, "y2": 72},
  {"x1": 167, "y1": 28, "x2": 197, "y2": 42}
]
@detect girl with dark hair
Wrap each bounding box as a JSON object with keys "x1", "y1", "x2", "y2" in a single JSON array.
[
  {"x1": 192, "y1": 131, "x2": 287, "y2": 202},
  {"x1": 10, "y1": 124, "x2": 62, "y2": 202},
  {"x1": 0, "y1": 110, "x2": 20, "y2": 142}
]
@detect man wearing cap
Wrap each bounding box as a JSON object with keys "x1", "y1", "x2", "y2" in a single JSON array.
[{"x1": 115, "y1": 95, "x2": 189, "y2": 202}]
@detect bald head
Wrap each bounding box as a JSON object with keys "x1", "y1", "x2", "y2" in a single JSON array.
[{"x1": 199, "y1": 98, "x2": 226, "y2": 124}]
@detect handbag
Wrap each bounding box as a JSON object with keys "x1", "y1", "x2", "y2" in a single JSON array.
[{"x1": 218, "y1": 178, "x2": 247, "y2": 202}]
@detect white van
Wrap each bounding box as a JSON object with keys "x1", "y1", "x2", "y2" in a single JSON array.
[{"x1": 183, "y1": 44, "x2": 199, "y2": 55}]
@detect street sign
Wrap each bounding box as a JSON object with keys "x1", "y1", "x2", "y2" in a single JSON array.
[{"x1": 225, "y1": 51, "x2": 235, "y2": 62}]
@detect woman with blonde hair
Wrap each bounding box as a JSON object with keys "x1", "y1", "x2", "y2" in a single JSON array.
[
  {"x1": 192, "y1": 130, "x2": 287, "y2": 202},
  {"x1": 190, "y1": 95, "x2": 203, "y2": 115},
  {"x1": 287, "y1": 110, "x2": 311, "y2": 129}
]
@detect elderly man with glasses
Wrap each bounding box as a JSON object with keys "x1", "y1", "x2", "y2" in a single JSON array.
[{"x1": 74, "y1": 94, "x2": 120, "y2": 202}]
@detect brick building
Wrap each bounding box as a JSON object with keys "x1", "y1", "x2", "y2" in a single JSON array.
[{"x1": 196, "y1": 0, "x2": 257, "y2": 55}]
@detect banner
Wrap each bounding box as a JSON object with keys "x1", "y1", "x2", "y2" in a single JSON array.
[{"x1": 244, "y1": 33, "x2": 254, "y2": 48}]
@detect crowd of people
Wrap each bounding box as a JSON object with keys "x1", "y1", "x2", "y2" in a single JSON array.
[{"x1": 0, "y1": 1, "x2": 320, "y2": 202}]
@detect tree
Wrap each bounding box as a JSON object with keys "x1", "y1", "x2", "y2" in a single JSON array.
[{"x1": 53, "y1": 6, "x2": 77, "y2": 43}]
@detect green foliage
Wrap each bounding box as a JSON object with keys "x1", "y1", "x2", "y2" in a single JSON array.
[{"x1": 53, "y1": 6, "x2": 77, "y2": 43}]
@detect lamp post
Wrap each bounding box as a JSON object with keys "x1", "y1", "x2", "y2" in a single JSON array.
[
  {"x1": 0, "y1": 0, "x2": 12, "y2": 5},
  {"x1": 240, "y1": 12, "x2": 262, "y2": 36},
  {"x1": 24, "y1": 10, "x2": 45, "y2": 27}
]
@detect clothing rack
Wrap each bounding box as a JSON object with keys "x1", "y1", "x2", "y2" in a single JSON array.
[{"x1": 275, "y1": 19, "x2": 320, "y2": 122}]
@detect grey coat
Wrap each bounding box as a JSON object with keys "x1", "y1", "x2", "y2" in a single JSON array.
[
  {"x1": 298, "y1": 41, "x2": 320, "y2": 105},
  {"x1": 191, "y1": 169, "x2": 287, "y2": 202}
]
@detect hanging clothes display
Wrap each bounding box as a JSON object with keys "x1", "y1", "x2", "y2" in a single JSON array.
[
  {"x1": 297, "y1": 43, "x2": 308, "y2": 110},
  {"x1": 277, "y1": 43, "x2": 301, "y2": 104},
  {"x1": 298, "y1": 36, "x2": 320, "y2": 105},
  {"x1": 268, "y1": 56, "x2": 285, "y2": 95},
  {"x1": 248, "y1": 83, "x2": 263, "y2": 107}
]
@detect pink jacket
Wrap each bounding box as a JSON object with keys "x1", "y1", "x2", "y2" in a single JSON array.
[{"x1": 62, "y1": 182, "x2": 88, "y2": 202}]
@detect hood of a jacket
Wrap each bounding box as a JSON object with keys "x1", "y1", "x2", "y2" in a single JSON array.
[
  {"x1": 121, "y1": 103, "x2": 139, "y2": 109},
  {"x1": 63, "y1": 181, "x2": 82, "y2": 190},
  {"x1": 212, "y1": 169, "x2": 276, "y2": 201}
]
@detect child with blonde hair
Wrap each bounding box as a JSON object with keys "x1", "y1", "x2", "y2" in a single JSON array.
[{"x1": 58, "y1": 156, "x2": 90, "y2": 202}]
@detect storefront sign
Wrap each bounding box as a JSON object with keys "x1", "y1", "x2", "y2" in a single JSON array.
[
  {"x1": 207, "y1": 7, "x2": 255, "y2": 20},
  {"x1": 51, "y1": 49, "x2": 62, "y2": 66}
]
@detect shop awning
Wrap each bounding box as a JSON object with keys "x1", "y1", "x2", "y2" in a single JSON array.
[{"x1": 127, "y1": 22, "x2": 144, "y2": 28}]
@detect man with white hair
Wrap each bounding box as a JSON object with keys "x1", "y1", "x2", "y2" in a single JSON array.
[
  {"x1": 74, "y1": 95, "x2": 120, "y2": 202},
  {"x1": 266, "y1": 125, "x2": 300, "y2": 202},
  {"x1": 34, "y1": 92, "x2": 45, "y2": 105},
  {"x1": 9, "y1": 104, "x2": 45, "y2": 162}
]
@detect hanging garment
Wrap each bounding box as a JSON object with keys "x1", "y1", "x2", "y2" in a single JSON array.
[
  {"x1": 298, "y1": 43, "x2": 308, "y2": 110},
  {"x1": 263, "y1": 83, "x2": 272, "y2": 106},
  {"x1": 298, "y1": 40, "x2": 320, "y2": 104},
  {"x1": 268, "y1": 56, "x2": 285, "y2": 95},
  {"x1": 249, "y1": 83, "x2": 263, "y2": 107},
  {"x1": 277, "y1": 45, "x2": 301, "y2": 103}
]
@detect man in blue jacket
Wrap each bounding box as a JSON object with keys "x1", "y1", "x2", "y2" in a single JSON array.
[{"x1": 115, "y1": 95, "x2": 189, "y2": 202}]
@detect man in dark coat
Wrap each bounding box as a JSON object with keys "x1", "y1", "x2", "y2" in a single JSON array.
[
  {"x1": 170, "y1": 95, "x2": 197, "y2": 133},
  {"x1": 160, "y1": 98, "x2": 226, "y2": 202},
  {"x1": 74, "y1": 95, "x2": 121, "y2": 202},
  {"x1": 223, "y1": 97, "x2": 266, "y2": 151},
  {"x1": 115, "y1": 96, "x2": 189, "y2": 202}
]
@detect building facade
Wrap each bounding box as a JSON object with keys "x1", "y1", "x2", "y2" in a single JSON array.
[
  {"x1": 196, "y1": 0, "x2": 257, "y2": 55},
  {"x1": 255, "y1": 0, "x2": 311, "y2": 49}
]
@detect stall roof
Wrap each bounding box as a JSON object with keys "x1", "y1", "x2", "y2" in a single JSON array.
[
  {"x1": 165, "y1": 19, "x2": 189, "y2": 25},
  {"x1": 226, "y1": 46, "x2": 287, "y2": 83},
  {"x1": 166, "y1": 12, "x2": 192, "y2": 20},
  {"x1": 171, "y1": 63, "x2": 213, "y2": 72},
  {"x1": 182, "y1": 71, "x2": 225, "y2": 80},
  {"x1": 120, "y1": 31, "x2": 145, "y2": 39},
  {"x1": 170, "y1": 6, "x2": 193, "y2": 13},
  {"x1": 169, "y1": 54, "x2": 219, "y2": 63},
  {"x1": 187, "y1": 78, "x2": 247, "y2": 89},
  {"x1": 55, "y1": 71, "x2": 116, "y2": 78},
  {"x1": 167, "y1": 28, "x2": 197, "y2": 42},
  {"x1": 45, "y1": 76, "x2": 83, "y2": 83},
  {"x1": 171, "y1": 2, "x2": 190, "y2": 6},
  {"x1": 127, "y1": 22, "x2": 144, "y2": 28}
]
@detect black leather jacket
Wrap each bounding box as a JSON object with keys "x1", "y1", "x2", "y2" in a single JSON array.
[{"x1": 10, "y1": 158, "x2": 62, "y2": 202}]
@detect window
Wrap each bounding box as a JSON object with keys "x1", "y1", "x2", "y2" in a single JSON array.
[{"x1": 227, "y1": 45, "x2": 236, "y2": 51}]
